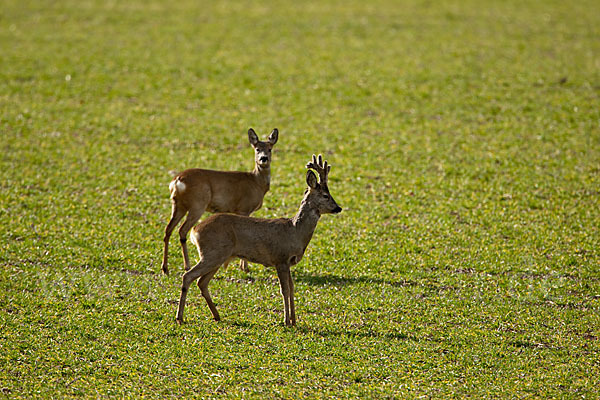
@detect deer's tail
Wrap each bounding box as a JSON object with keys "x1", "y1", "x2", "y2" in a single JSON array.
[{"x1": 169, "y1": 177, "x2": 186, "y2": 199}]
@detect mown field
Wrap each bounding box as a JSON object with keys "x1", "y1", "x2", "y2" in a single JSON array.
[{"x1": 1, "y1": 0, "x2": 599, "y2": 397}]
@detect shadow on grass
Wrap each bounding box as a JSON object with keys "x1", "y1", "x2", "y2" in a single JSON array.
[
  {"x1": 293, "y1": 271, "x2": 419, "y2": 289},
  {"x1": 211, "y1": 270, "x2": 427, "y2": 290},
  {"x1": 225, "y1": 320, "x2": 423, "y2": 343},
  {"x1": 295, "y1": 325, "x2": 419, "y2": 342}
]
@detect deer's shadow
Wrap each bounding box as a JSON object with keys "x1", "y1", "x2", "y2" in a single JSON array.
[
  {"x1": 292, "y1": 271, "x2": 419, "y2": 289},
  {"x1": 226, "y1": 320, "x2": 420, "y2": 342}
]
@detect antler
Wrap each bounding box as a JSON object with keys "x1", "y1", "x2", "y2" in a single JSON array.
[{"x1": 306, "y1": 154, "x2": 330, "y2": 184}]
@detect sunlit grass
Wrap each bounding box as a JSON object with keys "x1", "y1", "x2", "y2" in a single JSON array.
[{"x1": 1, "y1": 0, "x2": 599, "y2": 397}]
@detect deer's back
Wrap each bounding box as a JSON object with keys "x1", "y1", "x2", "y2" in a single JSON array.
[
  {"x1": 192, "y1": 214, "x2": 302, "y2": 267},
  {"x1": 174, "y1": 168, "x2": 266, "y2": 214}
]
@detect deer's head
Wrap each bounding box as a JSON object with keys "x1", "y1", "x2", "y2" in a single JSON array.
[
  {"x1": 305, "y1": 154, "x2": 342, "y2": 214},
  {"x1": 248, "y1": 128, "x2": 278, "y2": 169}
]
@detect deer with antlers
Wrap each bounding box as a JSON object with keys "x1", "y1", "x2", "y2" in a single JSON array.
[
  {"x1": 175, "y1": 154, "x2": 342, "y2": 326},
  {"x1": 161, "y1": 128, "x2": 279, "y2": 275}
]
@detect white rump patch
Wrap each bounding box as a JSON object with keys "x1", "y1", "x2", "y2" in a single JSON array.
[
  {"x1": 169, "y1": 179, "x2": 186, "y2": 194},
  {"x1": 190, "y1": 231, "x2": 199, "y2": 247},
  {"x1": 190, "y1": 232, "x2": 203, "y2": 258}
]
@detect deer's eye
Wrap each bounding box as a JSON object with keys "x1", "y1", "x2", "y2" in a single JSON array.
[{"x1": 323, "y1": 194, "x2": 330, "y2": 199}]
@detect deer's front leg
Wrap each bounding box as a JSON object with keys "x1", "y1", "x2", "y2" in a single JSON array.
[
  {"x1": 239, "y1": 259, "x2": 249, "y2": 272},
  {"x1": 288, "y1": 269, "x2": 296, "y2": 326},
  {"x1": 238, "y1": 210, "x2": 253, "y2": 273},
  {"x1": 276, "y1": 265, "x2": 293, "y2": 326}
]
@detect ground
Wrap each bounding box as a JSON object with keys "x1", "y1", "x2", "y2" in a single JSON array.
[{"x1": 1, "y1": 0, "x2": 599, "y2": 397}]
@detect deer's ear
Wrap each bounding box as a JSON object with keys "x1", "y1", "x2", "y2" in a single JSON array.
[
  {"x1": 248, "y1": 128, "x2": 259, "y2": 146},
  {"x1": 268, "y1": 128, "x2": 279, "y2": 145},
  {"x1": 306, "y1": 170, "x2": 318, "y2": 189}
]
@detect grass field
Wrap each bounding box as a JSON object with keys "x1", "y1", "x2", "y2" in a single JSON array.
[{"x1": 1, "y1": 0, "x2": 599, "y2": 397}]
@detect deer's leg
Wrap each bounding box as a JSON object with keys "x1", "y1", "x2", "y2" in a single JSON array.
[
  {"x1": 176, "y1": 259, "x2": 217, "y2": 324},
  {"x1": 276, "y1": 265, "x2": 293, "y2": 326},
  {"x1": 196, "y1": 268, "x2": 221, "y2": 321},
  {"x1": 238, "y1": 211, "x2": 252, "y2": 273},
  {"x1": 162, "y1": 202, "x2": 186, "y2": 275},
  {"x1": 178, "y1": 205, "x2": 206, "y2": 272},
  {"x1": 288, "y1": 270, "x2": 296, "y2": 326}
]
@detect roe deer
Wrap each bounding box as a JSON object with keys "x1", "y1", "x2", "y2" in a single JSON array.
[
  {"x1": 161, "y1": 128, "x2": 279, "y2": 275},
  {"x1": 175, "y1": 154, "x2": 342, "y2": 326}
]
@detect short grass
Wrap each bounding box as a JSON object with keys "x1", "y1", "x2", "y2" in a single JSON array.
[{"x1": 1, "y1": 0, "x2": 599, "y2": 397}]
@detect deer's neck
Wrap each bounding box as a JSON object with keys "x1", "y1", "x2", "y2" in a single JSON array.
[
  {"x1": 292, "y1": 198, "x2": 321, "y2": 247},
  {"x1": 252, "y1": 164, "x2": 271, "y2": 192}
]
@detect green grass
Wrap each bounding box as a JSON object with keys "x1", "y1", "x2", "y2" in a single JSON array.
[{"x1": 1, "y1": 0, "x2": 599, "y2": 397}]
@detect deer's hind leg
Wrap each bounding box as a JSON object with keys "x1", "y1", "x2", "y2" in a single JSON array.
[
  {"x1": 196, "y1": 257, "x2": 233, "y2": 321},
  {"x1": 162, "y1": 201, "x2": 187, "y2": 276},
  {"x1": 178, "y1": 204, "x2": 207, "y2": 272},
  {"x1": 176, "y1": 238, "x2": 233, "y2": 324},
  {"x1": 176, "y1": 259, "x2": 218, "y2": 324}
]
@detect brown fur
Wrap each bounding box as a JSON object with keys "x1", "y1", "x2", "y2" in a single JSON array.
[
  {"x1": 161, "y1": 128, "x2": 278, "y2": 275},
  {"x1": 175, "y1": 155, "x2": 342, "y2": 326}
]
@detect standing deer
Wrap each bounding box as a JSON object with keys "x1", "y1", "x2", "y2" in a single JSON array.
[
  {"x1": 175, "y1": 154, "x2": 342, "y2": 326},
  {"x1": 161, "y1": 128, "x2": 279, "y2": 275}
]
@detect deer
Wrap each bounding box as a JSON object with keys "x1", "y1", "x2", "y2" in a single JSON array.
[
  {"x1": 175, "y1": 154, "x2": 342, "y2": 326},
  {"x1": 161, "y1": 128, "x2": 279, "y2": 276}
]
